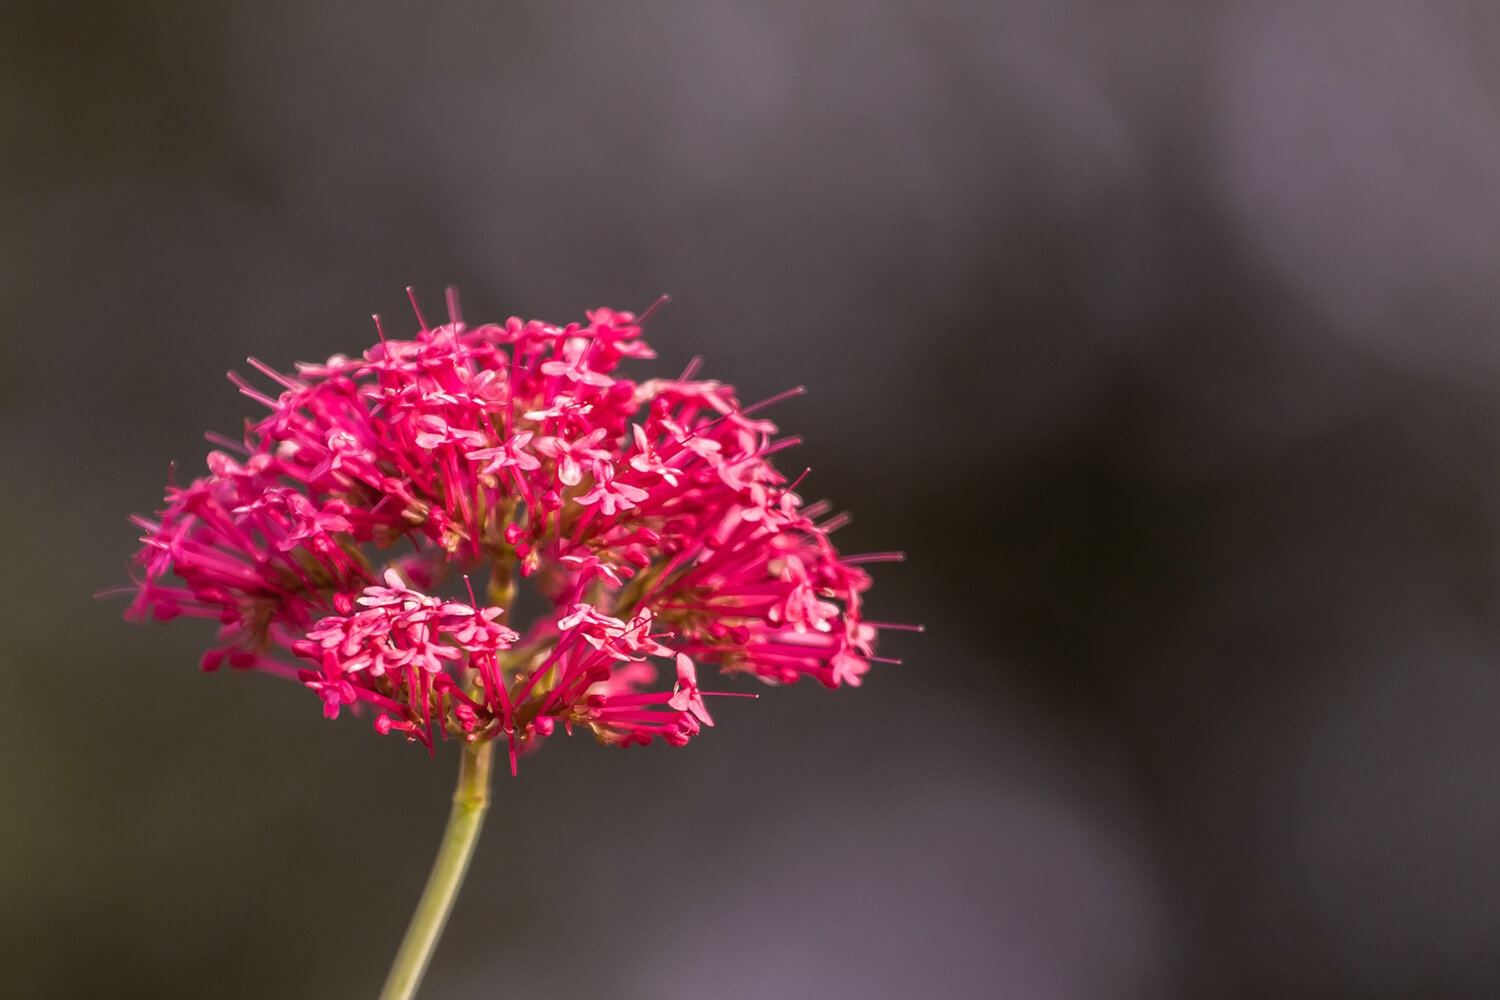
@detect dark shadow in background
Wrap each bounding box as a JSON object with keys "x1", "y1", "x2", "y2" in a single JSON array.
[{"x1": 5, "y1": 3, "x2": 1500, "y2": 998}]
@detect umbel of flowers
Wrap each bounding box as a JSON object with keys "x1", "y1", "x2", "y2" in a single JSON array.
[{"x1": 123, "y1": 294, "x2": 900, "y2": 772}]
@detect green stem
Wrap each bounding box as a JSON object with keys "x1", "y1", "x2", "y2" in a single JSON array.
[{"x1": 378, "y1": 740, "x2": 495, "y2": 1000}]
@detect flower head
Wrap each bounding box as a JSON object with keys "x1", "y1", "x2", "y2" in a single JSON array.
[{"x1": 118, "y1": 293, "x2": 904, "y2": 771}]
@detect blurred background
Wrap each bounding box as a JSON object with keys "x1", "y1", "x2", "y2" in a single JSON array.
[{"x1": 5, "y1": 2, "x2": 1500, "y2": 997}]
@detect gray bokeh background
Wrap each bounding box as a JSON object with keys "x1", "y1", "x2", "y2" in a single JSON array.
[{"x1": 6, "y1": 3, "x2": 1500, "y2": 997}]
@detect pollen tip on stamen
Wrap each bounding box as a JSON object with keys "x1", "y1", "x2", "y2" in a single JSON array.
[
  {"x1": 843, "y1": 551, "x2": 906, "y2": 565},
  {"x1": 783, "y1": 467, "x2": 811, "y2": 494},
  {"x1": 226, "y1": 370, "x2": 277, "y2": 408},
  {"x1": 638, "y1": 293, "x2": 671, "y2": 325},
  {"x1": 246, "y1": 356, "x2": 297, "y2": 389},
  {"x1": 407, "y1": 286, "x2": 428, "y2": 332},
  {"x1": 372, "y1": 314, "x2": 388, "y2": 344},
  {"x1": 744, "y1": 385, "x2": 806, "y2": 415},
  {"x1": 763, "y1": 436, "x2": 803, "y2": 457},
  {"x1": 870, "y1": 622, "x2": 925, "y2": 632},
  {"x1": 819, "y1": 512, "x2": 852, "y2": 533},
  {"x1": 204, "y1": 431, "x2": 248, "y2": 454}
]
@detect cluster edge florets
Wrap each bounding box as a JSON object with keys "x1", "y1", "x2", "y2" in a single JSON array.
[{"x1": 122, "y1": 296, "x2": 896, "y2": 770}]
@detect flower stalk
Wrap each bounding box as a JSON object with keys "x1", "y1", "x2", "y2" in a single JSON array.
[{"x1": 378, "y1": 740, "x2": 495, "y2": 1000}]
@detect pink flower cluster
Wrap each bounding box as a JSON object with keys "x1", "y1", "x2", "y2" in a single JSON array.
[{"x1": 122, "y1": 295, "x2": 903, "y2": 770}]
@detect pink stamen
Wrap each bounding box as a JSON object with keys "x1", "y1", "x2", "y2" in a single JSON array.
[
  {"x1": 406, "y1": 286, "x2": 428, "y2": 332},
  {"x1": 637, "y1": 293, "x2": 671, "y2": 325}
]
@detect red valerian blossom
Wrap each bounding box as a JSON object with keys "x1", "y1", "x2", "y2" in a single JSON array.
[{"x1": 119, "y1": 292, "x2": 908, "y2": 772}]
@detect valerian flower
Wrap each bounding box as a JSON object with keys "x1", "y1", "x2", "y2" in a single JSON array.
[{"x1": 118, "y1": 293, "x2": 904, "y2": 772}]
